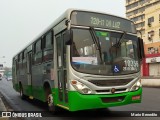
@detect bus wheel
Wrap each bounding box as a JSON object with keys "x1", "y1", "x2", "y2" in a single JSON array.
[{"x1": 47, "y1": 94, "x2": 54, "y2": 111}]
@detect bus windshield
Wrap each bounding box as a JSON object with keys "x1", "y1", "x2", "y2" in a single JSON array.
[{"x1": 71, "y1": 28, "x2": 140, "y2": 75}]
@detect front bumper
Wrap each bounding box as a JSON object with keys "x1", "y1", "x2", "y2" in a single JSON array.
[{"x1": 68, "y1": 87, "x2": 142, "y2": 111}]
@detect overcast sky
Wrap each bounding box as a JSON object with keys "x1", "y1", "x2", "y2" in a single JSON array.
[{"x1": 0, "y1": 0, "x2": 125, "y2": 67}]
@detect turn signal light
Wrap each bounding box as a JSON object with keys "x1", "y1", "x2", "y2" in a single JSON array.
[{"x1": 71, "y1": 80, "x2": 77, "y2": 85}]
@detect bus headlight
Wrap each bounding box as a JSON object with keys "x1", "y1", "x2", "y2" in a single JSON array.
[
  {"x1": 130, "y1": 80, "x2": 141, "y2": 91},
  {"x1": 71, "y1": 80, "x2": 92, "y2": 94}
]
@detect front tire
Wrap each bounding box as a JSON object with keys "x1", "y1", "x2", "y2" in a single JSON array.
[
  {"x1": 47, "y1": 94, "x2": 55, "y2": 111},
  {"x1": 46, "y1": 89, "x2": 63, "y2": 114}
]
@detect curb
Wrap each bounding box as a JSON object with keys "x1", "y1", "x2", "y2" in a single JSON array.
[
  {"x1": 0, "y1": 98, "x2": 7, "y2": 111},
  {"x1": 0, "y1": 98, "x2": 9, "y2": 120},
  {"x1": 0, "y1": 92, "x2": 30, "y2": 120}
]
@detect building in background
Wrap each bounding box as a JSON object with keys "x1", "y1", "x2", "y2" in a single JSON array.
[{"x1": 126, "y1": 0, "x2": 160, "y2": 76}]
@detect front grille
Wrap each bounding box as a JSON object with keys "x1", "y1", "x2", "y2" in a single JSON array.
[
  {"x1": 89, "y1": 79, "x2": 132, "y2": 87},
  {"x1": 101, "y1": 96, "x2": 126, "y2": 103},
  {"x1": 96, "y1": 88, "x2": 126, "y2": 93},
  {"x1": 96, "y1": 90, "x2": 110, "y2": 93}
]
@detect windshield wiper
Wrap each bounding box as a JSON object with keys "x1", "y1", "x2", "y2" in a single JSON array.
[
  {"x1": 89, "y1": 27, "x2": 103, "y2": 63},
  {"x1": 116, "y1": 31, "x2": 126, "y2": 47}
]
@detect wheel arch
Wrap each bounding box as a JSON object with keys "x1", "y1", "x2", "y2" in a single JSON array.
[{"x1": 43, "y1": 80, "x2": 52, "y2": 101}]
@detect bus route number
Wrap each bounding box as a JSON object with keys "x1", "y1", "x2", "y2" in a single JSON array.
[
  {"x1": 91, "y1": 17, "x2": 105, "y2": 26},
  {"x1": 123, "y1": 60, "x2": 139, "y2": 71}
]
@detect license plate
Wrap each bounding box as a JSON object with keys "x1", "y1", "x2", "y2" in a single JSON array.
[{"x1": 132, "y1": 95, "x2": 141, "y2": 100}]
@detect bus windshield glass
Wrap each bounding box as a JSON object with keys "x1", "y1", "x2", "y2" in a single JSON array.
[{"x1": 71, "y1": 28, "x2": 140, "y2": 75}]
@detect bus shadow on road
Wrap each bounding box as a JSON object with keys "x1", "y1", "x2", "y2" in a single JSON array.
[
  {"x1": 24, "y1": 97, "x2": 48, "y2": 110},
  {"x1": 54, "y1": 109, "x2": 129, "y2": 118},
  {"x1": 23, "y1": 98, "x2": 128, "y2": 118}
]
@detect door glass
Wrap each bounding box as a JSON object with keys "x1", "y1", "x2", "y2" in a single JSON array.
[
  {"x1": 57, "y1": 36, "x2": 62, "y2": 67},
  {"x1": 63, "y1": 33, "x2": 66, "y2": 68},
  {"x1": 56, "y1": 33, "x2": 68, "y2": 103}
]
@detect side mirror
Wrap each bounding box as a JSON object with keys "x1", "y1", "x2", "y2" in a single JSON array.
[
  {"x1": 64, "y1": 30, "x2": 72, "y2": 45},
  {"x1": 138, "y1": 37, "x2": 145, "y2": 60}
]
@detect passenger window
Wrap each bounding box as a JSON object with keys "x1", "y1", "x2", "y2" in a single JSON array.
[
  {"x1": 43, "y1": 31, "x2": 54, "y2": 62},
  {"x1": 22, "y1": 49, "x2": 27, "y2": 70},
  {"x1": 34, "y1": 39, "x2": 42, "y2": 64},
  {"x1": 36, "y1": 40, "x2": 41, "y2": 52},
  {"x1": 45, "y1": 31, "x2": 53, "y2": 48}
]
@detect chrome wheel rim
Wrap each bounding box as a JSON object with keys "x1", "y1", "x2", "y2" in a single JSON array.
[{"x1": 48, "y1": 94, "x2": 53, "y2": 107}]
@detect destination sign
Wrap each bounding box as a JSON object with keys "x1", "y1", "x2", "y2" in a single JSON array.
[{"x1": 71, "y1": 11, "x2": 136, "y2": 33}]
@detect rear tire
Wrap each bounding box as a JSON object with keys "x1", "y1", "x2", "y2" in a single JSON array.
[{"x1": 19, "y1": 84, "x2": 26, "y2": 100}]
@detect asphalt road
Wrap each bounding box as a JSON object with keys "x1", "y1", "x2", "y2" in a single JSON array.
[{"x1": 0, "y1": 78, "x2": 160, "y2": 120}]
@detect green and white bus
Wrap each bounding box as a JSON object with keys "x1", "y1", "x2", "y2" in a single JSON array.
[{"x1": 12, "y1": 9, "x2": 144, "y2": 112}]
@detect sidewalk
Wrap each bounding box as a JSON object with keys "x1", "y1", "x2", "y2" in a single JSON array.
[
  {"x1": 0, "y1": 97, "x2": 8, "y2": 120},
  {"x1": 141, "y1": 76, "x2": 160, "y2": 87}
]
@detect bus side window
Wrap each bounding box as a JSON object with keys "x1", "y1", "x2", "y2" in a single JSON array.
[
  {"x1": 19, "y1": 53, "x2": 22, "y2": 70},
  {"x1": 43, "y1": 30, "x2": 54, "y2": 62},
  {"x1": 34, "y1": 39, "x2": 42, "y2": 64},
  {"x1": 23, "y1": 49, "x2": 27, "y2": 73}
]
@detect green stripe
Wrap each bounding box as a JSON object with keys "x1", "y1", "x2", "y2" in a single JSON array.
[
  {"x1": 52, "y1": 88, "x2": 69, "y2": 109},
  {"x1": 13, "y1": 84, "x2": 19, "y2": 91},
  {"x1": 22, "y1": 85, "x2": 46, "y2": 102}
]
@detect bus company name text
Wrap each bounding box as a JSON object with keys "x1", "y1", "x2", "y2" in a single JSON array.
[{"x1": 2, "y1": 112, "x2": 42, "y2": 118}]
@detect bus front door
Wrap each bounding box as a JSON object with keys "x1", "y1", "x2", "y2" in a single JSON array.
[{"x1": 56, "y1": 32, "x2": 68, "y2": 104}]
